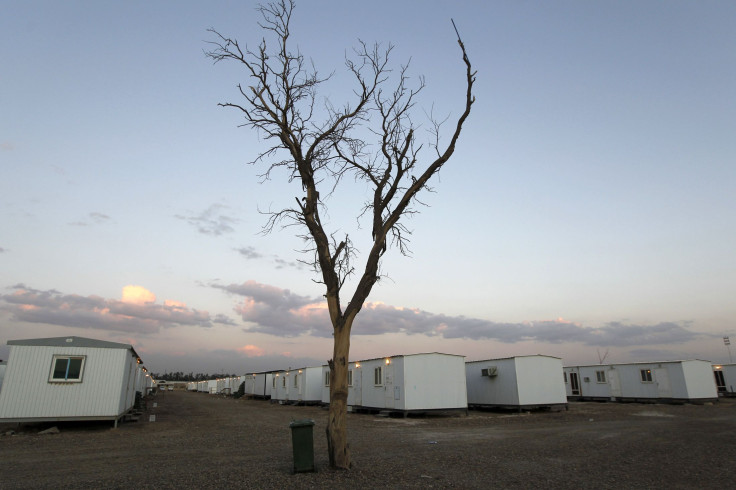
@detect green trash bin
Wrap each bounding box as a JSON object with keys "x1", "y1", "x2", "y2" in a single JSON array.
[{"x1": 289, "y1": 419, "x2": 316, "y2": 473}]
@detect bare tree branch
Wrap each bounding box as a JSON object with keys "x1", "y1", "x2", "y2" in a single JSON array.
[{"x1": 207, "y1": 1, "x2": 474, "y2": 469}]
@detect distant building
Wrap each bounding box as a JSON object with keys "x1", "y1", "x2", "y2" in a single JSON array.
[
  {"x1": 564, "y1": 360, "x2": 718, "y2": 403},
  {"x1": 713, "y1": 363, "x2": 736, "y2": 396}
]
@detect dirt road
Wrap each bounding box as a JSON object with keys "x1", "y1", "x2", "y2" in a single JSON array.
[{"x1": 1, "y1": 391, "x2": 734, "y2": 488}]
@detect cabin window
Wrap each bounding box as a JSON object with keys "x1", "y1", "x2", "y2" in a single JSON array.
[
  {"x1": 347, "y1": 370, "x2": 353, "y2": 387},
  {"x1": 640, "y1": 369, "x2": 653, "y2": 383},
  {"x1": 294, "y1": 374, "x2": 298, "y2": 387},
  {"x1": 595, "y1": 370, "x2": 606, "y2": 383},
  {"x1": 282, "y1": 376, "x2": 286, "y2": 388},
  {"x1": 563, "y1": 372, "x2": 568, "y2": 383},
  {"x1": 272, "y1": 377, "x2": 276, "y2": 388},
  {"x1": 374, "y1": 366, "x2": 383, "y2": 386},
  {"x1": 49, "y1": 355, "x2": 86, "y2": 383},
  {"x1": 324, "y1": 371, "x2": 330, "y2": 386}
]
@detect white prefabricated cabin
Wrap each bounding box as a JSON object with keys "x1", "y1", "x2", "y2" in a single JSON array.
[
  {"x1": 286, "y1": 366, "x2": 323, "y2": 404},
  {"x1": 713, "y1": 364, "x2": 736, "y2": 396},
  {"x1": 242, "y1": 374, "x2": 256, "y2": 395},
  {"x1": 323, "y1": 353, "x2": 467, "y2": 413},
  {"x1": 0, "y1": 336, "x2": 145, "y2": 427},
  {"x1": 271, "y1": 370, "x2": 289, "y2": 402},
  {"x1": 466, "y1": 355, "x2": 567, "y2": 410},
  {"x1": 321, "y1": 361, "x2": 362, "y2": 407},
  {"x1": 247, "y1": 372, "x2": 274, "y2": 399},
  {"x1": 564, "y1": 360, "x2": 718, "y2": 403}
]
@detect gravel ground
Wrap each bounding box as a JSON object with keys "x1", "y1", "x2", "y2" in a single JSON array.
[{"x1": 1, "y1": 391, "x2": 734, "y2": 489}]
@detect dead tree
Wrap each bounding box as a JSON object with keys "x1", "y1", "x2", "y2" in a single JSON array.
[{"x1": 206, "y1": 0, "x2": 474, "y2": 469}]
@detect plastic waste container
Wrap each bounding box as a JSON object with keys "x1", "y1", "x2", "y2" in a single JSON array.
[{"x1": 289, "y1": 419, "x2": 316, "y2": 473}]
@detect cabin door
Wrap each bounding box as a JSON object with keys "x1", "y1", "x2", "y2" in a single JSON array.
[
  {"x1": 384, "y1": 363, "x2": 395, "y2": 409},
  {"x1": 569, "y1": 372, "x2": 581, "y2": 396},
  {"x1": 654, "y1": 369, "x2": 672, "y2": 398},
  {"x1": 609, "y1": 369, "x2": 622, "y2": 399},
  {"x1": 714, "y1": 370, "x2": 726, "y2": 393},
  {"x1": 353, "y1": 368, "x2": 362, "y2": 406}
]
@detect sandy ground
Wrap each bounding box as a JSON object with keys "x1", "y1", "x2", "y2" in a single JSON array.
[{"x1": 1, "y1": 391, "x2": 735, "y2": 489}]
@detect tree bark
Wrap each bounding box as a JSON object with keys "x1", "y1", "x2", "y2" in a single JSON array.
[{"x1": 326, "y1": 319, "x2": 353, "y2": 469}]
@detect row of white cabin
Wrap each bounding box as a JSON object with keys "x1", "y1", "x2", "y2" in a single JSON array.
[
  {"x1": 0, "y1": 337, "x2": 157, "y2": 427},
  {"x1": 188, "y1": 354, "x2": 570, "y2": 412},
  {"x1": 1, "y1": 336, "x2": 728, "y2": 427},
  {"x1": 190, "y1": 354, "x2": 728, "y2": 411}
]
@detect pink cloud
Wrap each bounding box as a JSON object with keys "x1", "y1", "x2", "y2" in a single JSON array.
[
  {"x1": 0, "y1": 284, "x2": 213, "y2": 335},
  {"x1": 237, "y1": 344, "x2": 266, "y2": 357}
]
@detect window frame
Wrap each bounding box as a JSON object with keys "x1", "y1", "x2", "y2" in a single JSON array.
[
  {"x1": 374, "y1": 366, "x2": 383, "y2": 386},
  {"x1": 49, "y1": 355, "x2": 86, "y2": 383},
  {"x1": 640, "y1": 369, "x2": 653, "y2": 383},
  {"x1": 595, "y1": 370, "x2": 606, "y2": 383},
  {"x1": 347, "y1": 369, "x2": 353, "y2": 387},
  {"x1": 324, "y1": 370, "x2": 330, "y2": 387}
]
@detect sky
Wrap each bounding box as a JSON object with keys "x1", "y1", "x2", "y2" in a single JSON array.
[{"x1": 1, "y1": 1, "x2": 735, "y2": 374}]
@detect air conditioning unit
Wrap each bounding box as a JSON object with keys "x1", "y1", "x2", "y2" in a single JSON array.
[{"x1": 481, "y1": 366, "x2": 498, "y2": 377}]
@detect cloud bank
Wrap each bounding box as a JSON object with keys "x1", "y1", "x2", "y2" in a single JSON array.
[
  {"x1": 215, "y1": 280, "x2": 709, "y2": 347},
  {"x1": 1, "y1": 284, "x2": 213, "y2": 334}
]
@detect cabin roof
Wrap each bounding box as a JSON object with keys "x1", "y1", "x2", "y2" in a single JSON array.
[
  {"x1": 563, "y1": 359, "x2": 711, "y2": 369},
  {"x1": 466, "y1": 354, "x2": 562, "y2": 363},
  {"x1": 8, "y1": 336, "x2": 142, "y2": 362},
  {"x1": 347, "y1": 352, "x2": 465, "y2": 364}
]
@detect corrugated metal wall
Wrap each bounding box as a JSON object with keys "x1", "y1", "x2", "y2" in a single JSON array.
[{"x1": 0, "y1": 345, "x2": 134, "y2": 419}]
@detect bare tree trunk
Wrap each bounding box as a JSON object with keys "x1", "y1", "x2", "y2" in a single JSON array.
[{"x1": 326, "y1": 318, "x2": 352, "y2": 469}]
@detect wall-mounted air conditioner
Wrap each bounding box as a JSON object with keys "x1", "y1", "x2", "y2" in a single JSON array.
[{"x1": 481, "y1": 366, "x2": 498, "y2": 377}]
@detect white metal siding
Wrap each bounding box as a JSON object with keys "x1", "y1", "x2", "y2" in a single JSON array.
[
  {"x1": 515, "y1": 357, "x2": 567, "y2": 406},
  {"x1": 466, "y1": 358, "x2": 520, "y2": 406},
  {"x1": 272, "y1": 371, "x2": 288, "y2": 401},
  {"x1": 576, "y1": 365, "x2": 613, "y2": 399},
  {"x1": 321, "y1": 365, "x2": 330, "y2": 404},
  {"x1": 360, "y1": 358, "x2": 392, "y2": 409},
  {"x1": 403, "y1": 354, "x2": 467, "y2": 410},
  {"x1": 301, "y1": 367, "x2": 323, "y2": 403},
  {"x1": 565, "y1": 361, "x2": 717, "y2": 401},
  {"x1": 0, "y1": 345, "x2": 132, "y2": 420},
  {"x1": 681, "y1": 361, "x2": 718, "y2": 399},
  {"x1": 354, "y1": 354, "x2": 466, "y2": 411}
]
